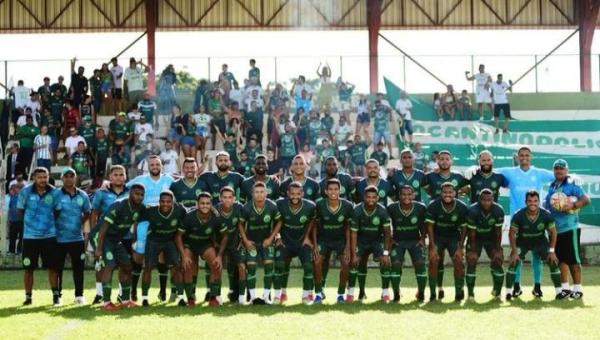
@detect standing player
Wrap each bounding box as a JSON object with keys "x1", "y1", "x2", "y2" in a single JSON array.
[
  {"x1": 544, "y1": 159, "x2": 590, "y2": 299},
  {"x1": 200, "y1": 151, "x2": 245, "y2": 204},
  {"x1": 280, "y1": 155, "x2": 320, "y2": 201},
  {"x1": 388, "y1": 149, "x2": 427, "y2": 202},
  {"x1": 424, "y1": 150, "x2": 468, "y2": 199},
  {"x1": 348, "y1": 185, "x2": 392, "y2": 303},
  {"x1": 498, "y1": 146, "x2": 555, "y2": 298},
  {"x1": 18, "y1": 168, "x2": 60, "y2": 306},
  {"x1": 138, "y1": 191, "x2": 186, "y2": 307},
  {"x1": 505, "y1": 191, "x2": 562, "y2": 300},
  {"x1": 273, "y1": 182, "x2": 317, "y2": 304},
  {"x1": 90, "y1": 165, "x2": 129, "y2": 304},
  {"x1": 241, "y1": 155, "x2": 280, "y2": 202},
  {"x1": 170, "y1": 158, "x2": 207, "y2": 210},
  {"x1": 314, "y1": 179, "x2": 354, "y2": 304},
  {"x1": 319, "y1": 156, "x2": 356, "y2": 201},
  {"x1": 177, "y1": 192, "x2": 228, "y2": 306},
  {"x1": 465, "y1": 64, "x2": 493, "y2": 120},
  {"x1": 238, "y1": 182, "x2": 282, "y2": 304},
  {"x1": 55, "y1": 167, "x2": 91, "y2": 305},
  {"x1": 467, "y1": 150, "x2": 507, "y2": 203},
  {"x1": 425, "y1": 183, "x2": 469, "y2": 301},
  {"x1": 356, "y1": 159, "x2": 393, "y2": 207},
  {"x1": 95, "y1": 184, "x2": 145, "y2": 311},
  {"x1": 387, "y1": 186, "x2": 428, "y2": 302},
  {"x1": 127, "y1": 155, "x2": 175, "y2": 302},
  {"x1": 465, "y1": 189, "x2": 505, "y2": 300}
]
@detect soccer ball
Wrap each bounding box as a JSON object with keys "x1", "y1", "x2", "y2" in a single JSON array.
[{"x1": 550, "y1": 192, "x2": 579, "y2": 214}]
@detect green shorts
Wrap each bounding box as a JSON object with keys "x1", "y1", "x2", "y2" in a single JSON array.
[
  {"x1": 391, "y1": 239, "x2": 424, "y2": 265},
  {"x1": 467, "y1": 238, "x2": 497, "y2": 259},
  {"x1": 145, "y1": 239, "x2": 180, "y2": 268},
  {"x1": 225, "y1": 246, "x2": 243, "y2": 265},
  {"x1": 242, "y1": 245, "x2": 275, "y2": 264},
  {"x1": 357, "y1": 241, "x2": 384, "y2": 259},
  {"x1": 517, "y1": 240, "x2": 550, "y2": 261},
  {"x1": 276, "y1": 244, "x2": 313, "y2": 264},
  {"x1": 317, "y1": 239, "x2": 346, "y2": 257},
  {"x1": 435, "y1": 235, "x2": 461, "y2": 258},
  {"x1": 103, "y1": 239, "x2": 131, "y2": 268},
  {"x1": 185, "y1": 241, "x2": 213, "y2": 258}
]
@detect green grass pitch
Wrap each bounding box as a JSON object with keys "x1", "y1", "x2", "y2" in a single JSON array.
[{"x1": 0, "y1": 266, "x2": 599, "y2": 339}]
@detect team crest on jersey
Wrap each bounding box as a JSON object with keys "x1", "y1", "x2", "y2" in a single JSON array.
[
  {"x1": 267, "y1": 188, "x2": 273, "y2": 195},
  {"x1": 488, "y1": 219, "x2": 495, "y2": 225},
  {"x1": 275, "y1": 250, "x2": 280, "y2": 257},
  {"x1": 491, "y1": 181, "x2": 498, "y2": 189},
  {"x1": 411, "y1": 216, "x2": 418, "y2": 224},
  {"x1": 451, "y1": 179, "x2": 458, "y2": 187},
  {"x1": 378, "y1": 190, "x2": 385, "y2": 198},
  {"x1": 451, "y1": 215, "x2": 458, "y2": 222},
  {"x1": 373, "y1": 217, "x2": 381, "y2": 225},
  {"x1": 264, "y1": 215, "x2": 271, "y2": 223},
  {"x1": 537, "y1": 223, "x2": 545, "y2": 230},
  {"x1": 250, "y1": 249, "x2": 258, "y2": 257},
  {"x1": 338, "y1": 215, "x2": 345, "y2": 222},
  {"x1": 132, "y1": 212, "x2": 139, "y2": 221},
  {"x1": 340, "y1": 187, "x2": 346, "y2": 194},
  {"x1": 23, "y1": 257, "x2": 31, "y2": 266},
  {"x1": 205, "y1": 227, "x2": 212, "y2": 234},
  {"x1": 76, "y1": 196, "x2": 84, "y2": 206},
  {"x1": 195, "y1": 189, "x2": 202, "y2": 196},
  {"x1": 44, "y1": 195, "x2": 53, "y2": 204},
  {"x1": 171, "y1": 219, "x2": 177, "y2": 227},
  {"x1": 233, "y1": 217, "x2": 238, "y2": 224},
  {"x1": 412, "y1": 180, "x2": 419, "y2": 188},
  {"x1": 300, "y1": 216, "x2": 308, "y2": 223},
  {"x1": 306, "y1": 188, "x2": 313, "y2": 196},
  {"x1": 106, "y1": 251, "x2": 114, "y2": 260}
]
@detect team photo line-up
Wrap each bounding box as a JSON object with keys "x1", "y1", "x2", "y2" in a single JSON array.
[{"x1": 15, "y1": 144, "x2": 590, "y2": 311}]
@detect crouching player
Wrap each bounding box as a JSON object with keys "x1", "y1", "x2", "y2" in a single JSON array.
[
  {"x1": 176, "y1": 192, "x2": 228, "y2": 306},
  {"x1": 95, "y1": 184, "x2": 145, "y2": 311}
]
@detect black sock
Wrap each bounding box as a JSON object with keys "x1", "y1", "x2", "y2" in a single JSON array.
[
  {"x1": 514, "y1": 282, "x2": 521, "y2": 291},
  {"x1": 158, "y1": 264, "x2": 168, "y2": 294}
]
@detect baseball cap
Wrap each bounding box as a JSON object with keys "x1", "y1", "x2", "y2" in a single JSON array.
[
  {"x1": 553, "y1": 159, "x2": 568, "y2": 169},
  {"x1": 400, "y1": 148, "x2": 413, "y2": 156},
  {"x1": 61, "y1": 167, "x2": 76, "y2": 177},
  {"x1": 118, "y1": 111, "x2": 127, "y2": 117}
]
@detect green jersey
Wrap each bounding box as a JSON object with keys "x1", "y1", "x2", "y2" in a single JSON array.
[
  {"x1": 370, "y1": 151, "x2": 388, "y2": 167},
  {"x1": 240, "y1": 176, "x2": 280, "y2": 202},
  {"x1": 244, "y1": 146, "x2": 260, "y2": 166},
  {"x1": 356, "y1": 178, "x2": 393, "y2": 207},
  {"x1": 48, "y1": 97, "x2": 64, "y2": 118},
  {"x1": 321, "y1": 115, "x2": 334, "y2": 132},
  {"x1": 94, "y1": 138, "x2": 110, "y2": 158},
  {"x1": 169, "y1": 178, "x2": 208, "y2": 209},
  {"x1": 223, "y1": 141, "x2": 239, "y2": 167},
  {"x1": 373, "y1": 108, "x2": 391, "y2": 132},
  {"x1": 388, "y1": 169, "x2": 427, "y2": 202},
  {"x1": 308, "y1": 120, "x2": 322, "y2": 146},
  {"x1": 18, "y1": 125, "x2": 40, "y2": 148},
  {"x1": 425, "y1": 171, "x2": 468, "y2": 199},
  {"x1": 240, "y1": 199, "x2": 281, "y2": 244},
  {"x1": 469, "y1": 171, "x2": 507, "y2": 203},
  {"x1": 466, "y1": 202, "x2": 505, "y2": 242},
  {"x1": 387, "y1": 201, "x2": 427, "y2": 241},
  {"x1": 317, "y1": 145, "x2": 337, "y2": 162},
  {"x1": 425, "y1": 199, "x2": 469, "y2": 239},
  {"x1": 79, "y1": 125, "x2": 97, "y2": 148},
  {"x1": 350, "y1": 142, "x2": 368, "y2": 165},
  {"x1": 216, "y1": 202, "x2": 244, "y2": 250},
  {"x1": 103, "y1": 199, "x2": 143, "y2": 241},
  {"x1": 319, "y1": 173, "x2": 356, "y2": 200},
  {"x1": 279, "y1": 177, "x2": 320, "y2": 202},
  {"x1": 279, "y1": 133, "x2": 297, "y2": 158},
  {"x1": 510, "y1": 207, "x2": 555, "y2": 247},
  {"x1": 350, "y1": 203, "x2": 391, "y2": 244},
  {"x1": 71, "y1": 151, "x2": 89, "y2": 176},
  {"x1": 41, "y1": 112, "x2": 61, "y2": 137},
  {"x1": 276, "y1": 198, "x2": 316, "y2": 247},
  {"x1": 179, "y1": 210, "x2": 226, "y2": 251},
  {"x1": 199, "y1": 171, "x2": 245, "y2": 204},
  {"x1": 109, "y1": 120, "x2": 131, "y2": 142},
  {"x1": 315, "y1": 198, "x2": 354, "y2": 242},
  {"x1": 138, "y1": 99, "x2": 156, "y2": 122},
  {"x1": 140, "y1": 203, "x2": 186, "y2": 242}
]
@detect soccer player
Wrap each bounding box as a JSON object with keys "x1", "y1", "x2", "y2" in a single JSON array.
[
  {"x1": 314, "y1": 178, "x2": 354, "y2": 304},
  {"x1": 127, "y1": 155, "x2": 175, "y2": 301},
  {"x1": 319, "y1": 156, "x2": 356, "y2": 201},
  {"x1": 241, "y1": 155, "x2": 280, "y2": 202},
  {"x1": 238, "y1": 182, "x2": 282, "y2": 305},
  {"x1": 544, "y1": 159, "x2": 590, "y2": 299},
  {"x1": 95, "y1": 184, "x2": 145, "y2": 311},
  {"x1": 465, "y1": 189, "x2": 505, "y2": 300},
  {"x1": 170, "y1": 157, "x2": 207, "y2": 210},
  {"x1": 355, "y1": 159, "x2": 393, "y2": 207},
  {"x1": 467, "y1": 150, "x2": 507, "y2": 203},
  {"x1": 90, "y1": 165, "x2": 129, "y2": 304},
  {"x1": 177, "y1": 192, "x2": 228, "y2": 307},
  {"x1": 216, "y1": 186, "x2": 246, "y2": 303},
  {"x1": 55, "y1": 167, "x2": 91, "y2": 305},
  {"x1": 138, "y1": 191, "x2": 186, "y2": 307},
  {"x1": 280, "y1": 155, "x2": 320, "y2": 201},
  {"x1": 200, "y1": 151, "x2": 245, "y2": 204},
  {"x1": 388, "y1": 149, "x2": 427, "y2": 202},
  {"x1": 348, "y1": 185, "x2": 392, "y2": 303},
  {"x1": 424, "y1": 150, "x2": 468, "y2": 199},
  {"x1": 425, "y1": 182, "x2": 469, "y2": 301},
  {"x1": 387, "y1": 185, "x2": 428, "y2": 302},
  {"x1": 505, "y1": 190, "x2": 562, "y2": 300},
  {"x1": 498, "y1": 146, "x2": 555, "y2": 298},
  {"x1": 273, "y1": 182, "x2": 317, "y2": 304},
  {"x1": 18, "y1": 167, "x2": 60, "y2": 306}
]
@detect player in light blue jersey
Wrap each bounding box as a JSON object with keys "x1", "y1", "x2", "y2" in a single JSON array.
[
  {"x1": 127, "y1": 155, "x2": 176, "y2": 302},
  {"x1": 498, "y1": 146, "x2": 554, "y2": 298}
]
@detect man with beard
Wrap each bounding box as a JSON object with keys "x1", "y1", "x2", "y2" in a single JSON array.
[
  {"x1": 170, "y1": 158, "x2": 208, "y2": 210},
  {"x1": 241, "y1": 155, "x2": 280, "y2": 202},
  {"x1": 200, "y1": 151, "x2": 245, "y2": 204},
  {"x1": 280, "y1": 155, "x2": 320, "y2": 201},
  {"x1": 127, "y1": 156, "x2": 175, "y2": 302},
  {"x1": 388, "y1": 149, "x2": 427, "y2": 202},
  {"x1": 467, "y1": 150, "x2": 507, "y2": 203},
  {"x1": 319, "y1": 156, "x2": 355, "y2": 201}
]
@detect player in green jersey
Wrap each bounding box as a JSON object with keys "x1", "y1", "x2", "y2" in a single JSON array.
[
  {"x1": 466, "y1": 151, "x2": 507, "y2": 203},
  {"x1": 387, "y1": 185, "x2": 428, "y2": 302},
  {"x1": 388, "y1": 149, "x2": 427, "y2": 202},
  {"x1": 465, "y1": 189, "x2": 505, "y2": 300},
  {"x1": 348, "y1": 185, "x2": 392, "y2": 303},
  {"x1": 424, "y1": 150, "x2": 468, "y2": 200},
  {"x1": 95, "y1": 184, "x2": 145, "y2": 311},
  {"x1": 273, "y1": 182, "x2": 317, "y2": 305},
  {"x1": 176, "y1": 192, "x2": 228, "y2": 307},
  {"x1": 241, "y1": 155, "x2": 280, "y2": 202},
  {"x1": 200, "y1": 151, "x2": 245, "y2": 204},
  {"x1": 314, "y1": 178, "x2": 354, "y2": 304},
  {"x1": 505, "y1": 190, "x2": 562, "y2": 300},
  {"x1": 138, "y1": 191, "x2": 187, "y2": 307},
  {"x1": 319, "y1": 156, "x2": 356, "y2": 201},
  {"x1": 280, "y1": 155, "x2": 320, "y2": 201},
  {"x1": 170, "y1": 158, "x2": 207, "y2": 209},
  {"x1": 238, "y1": 182, "x2": 283, "y2": 305},
  {"x1": 425, "y1": 182, "x2": 469, "y2": 302}
]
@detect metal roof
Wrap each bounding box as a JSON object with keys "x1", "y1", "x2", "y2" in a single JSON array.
[{"x1": 0, "y1": 0, "x2": 587, "y2": 33}]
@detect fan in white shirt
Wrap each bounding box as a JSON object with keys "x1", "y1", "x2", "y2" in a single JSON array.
[
  {"x1": 135, "y1": 117, "x2": 154, "y2": 143},
  {"x1": 160, "y1": 141, "x2": 180, "y2": 175},
  {"x1": 465, "y1": 64, "x2": 493, "y2": 120}
]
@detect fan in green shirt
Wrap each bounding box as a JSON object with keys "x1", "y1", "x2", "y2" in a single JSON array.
[{"x1": 18, "y1": 121, "x2": 40, "y2": 149}]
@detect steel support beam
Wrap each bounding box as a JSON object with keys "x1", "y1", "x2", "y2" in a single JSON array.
[
  {"x1": 577, "y1": 0, "x2": 600, "y2": 92},
  {"x1": 367, "y1": 0, "x2": 383, "y2": 93},
  {"x1": 146, "y1": 0, "x2": 157, "y2": 96}
]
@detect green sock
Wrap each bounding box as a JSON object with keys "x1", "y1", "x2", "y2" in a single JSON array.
[
  {"x1": 303, "y1": 262, "x2": 314, "y2": 291},
  {"x1": 505, "y1": 263, "x2": 518, "y2": 289},
  {"x1": 192, "y1": 275, "x2": 198, "y2": 296},
  {"x1": 491, "y1": 266, "x2": 504, "y2": 294},
  {"x1": 102, "y1": 283, "x2": 112, "y2": 303},
  {"x1": 437, "y1": 263, "x2": 444, "y2": 289},
  {"x1": 264, "y1": 263, "x2": 274, "y2": 291},
  {"x1": 358, "y1": 265, "x2": 367, "y2": 293},
  {"x1": 209, "y1": 282, "x2": 220, "y2": 298},
  {"x1": 170, "y1": 276, "x2": 176, "y2": 294},
  {"x1": 415, "y1": 264, "x2": 427, "y2": 294},
  {"x1": 273, "y1": 262, "x2": 284, "y2": 290},
  {"x1": 549, "y1": 263, "x2": 562, "y2": 289},
  {"x1": 466, "y1": 265, "x2": 476, "y2": 296},
  {"x1": 380, "y1": 266, "x2": 391, "y2": 289},
  {"x1": 429, "y1": 274, "x2": 437, "y2": 298},
  {"x1": 204, "y1": 263, "x2": 210, "y2": 289},
  {"x1": 247, "y1": 265, "x2": 257, "y2": 290},
  {"x1": 454, "y1": 271, "x2": 464, "y2": 295},
  {"x1": 391, "y1": 264, "x2": 402, "y2": 295},
  {"x1": 176, "y1": 282, "x2": 184, "y2": 296},
  {"x1": 348, "y1": 269, "x2": 358, "y2": 289},
  {"x1": 120, "y1": 281, "x2": 131, "y2": 301},
  {"x1": 282, "y1": 262, "x2": 291, "y2": 290},
  {"x1": 238, "y1": 278, "x2": 247, "y2": 298},
  {"x1": 322, "y1": 263, "x2": 329, "y2": 290},
  {"x1": 141, "y1": 280, "x2": 151, "y2": 296}
]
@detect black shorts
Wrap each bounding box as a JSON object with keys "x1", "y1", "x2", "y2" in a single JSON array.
[
  {"x1": 22, "y1": 237, "x2": 59, "y2": 270},
  {"x1": 493, "y1": 103, "x2": 511, "y2": 118},
  {"x1": 213, "y1": 118, "x2": 226, "y2": 134},
  {"x1": 145, "y1": 239, "x2": 180, "y2": 268},
  {"x1": 556, "y1": 229, "x2": 582, "y2": 265},
  {"x1": 112, "y1": 88, "x2": 123, "y2": 99}
]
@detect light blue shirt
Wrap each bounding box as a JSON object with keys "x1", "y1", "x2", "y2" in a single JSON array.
[
  {"x1": 544, "y1": 177, "x2": 586, "y2": 233},
  {"x1": 498, "y1": 166, "x2": 554, "y2": 216},
  {"x1": 55, "y1": 188, "x2": 92, "y2": 243},
  {"x1": 17, "y1": 184, "x2": 58, "y2": 239},
  {"x1": 127, "y1": 174, "x2": 175, "y2": 206}
]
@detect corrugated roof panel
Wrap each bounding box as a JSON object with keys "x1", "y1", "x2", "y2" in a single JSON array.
[
  {"x1": 404, "y1": 0, "x2": 440, "y2": 26},
  {"x1": 119, "y1": 0, "x2": 146, "y2": 28},
  {"x1": 380, "y1": 0, "x2": 403, "y2": 27},
  {"x1": 508, "y1": 0, "x2": 538, "y2": 25},
  {"x1": 336, "y1": 0, "x2": 366, "y2": 27},
  {"x1": 438, "y1": 0, "x2": 471, "y2": 26},
  {"x1": 267, "y1": 0, "x2": 299, "y2": 27},
  {"x1": 48, "y1": 0, "x2": 79, "y2": 29},
  {"x1": 159, "y1": 0, "x2": 191, "y2": 28},
  {"x1": 541, "y1": 0, "x2": 574, "y2": 25},
  {"x1": 197, "y1": 0, "x2": 227, "y2": 27},
  {"x1": 473, "y1": 0, "x2": 507, "y2": 26},
  {"x1": 229, "y1": 0, "x2": 262, "y2": 26}
]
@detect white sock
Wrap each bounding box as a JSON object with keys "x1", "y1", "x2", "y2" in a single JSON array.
[
  {"x1": 274, "y1": 290, "x2": 281, "y2": 299},
  {"x1": 263, "y1": 289, "x2": 271, "y2": 300},
  {"x1": 561, "y1": 282, "x2": 570, "y2": 290},
  {"x1": 302, "y1": 290, "x2": 310, "y2": 298},
  {"x1": 104, "y1": 301, "x2": 111, "y2": 306},
  {"x1": 281, "y1": 288, "x2": 287, "y2": 295},
  {"x1": 118, "y1": 283, "x2": 123, "y2": 296},
  {"x1": 555, "y1": 287, "x2": 562, "y2": 295},
  {"x1": 178, "y1": 294, "x2": 184, "y2": 300},
  {"x1": 96, "y1": 282, "x2": 103, "y2": 296},
  {"x1": 238, "y1": 295, "x2": 245, "y2": 304},
  {"x1": 249, "y1": 289, "x2": 257, "y2": 300},
  {"x1": 382, "y1": 288, "x2": 390, "y2": 297},
  {"x1": 142, "y1": 296, "x2": 148, "y2": 300},
  {"x1": 573, "y1": 284, "x2": 583, "y2": 293},
  {"x1": 348, "y1": 287, "x2": 355, "y2": 296},
  {"x1": 316, "y1": 292, "x2": 323, "y2": 298}
]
